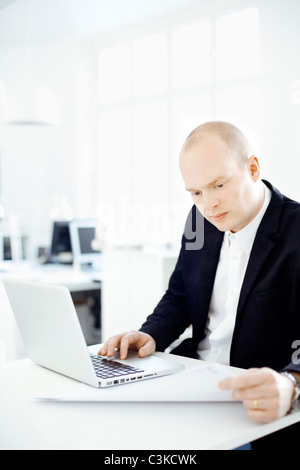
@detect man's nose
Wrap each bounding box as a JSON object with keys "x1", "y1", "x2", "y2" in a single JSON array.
[{"x1": 203, "y1": 193, "x2": 220, "y2": 212}]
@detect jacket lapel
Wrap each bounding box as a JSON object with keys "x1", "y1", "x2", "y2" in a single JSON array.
[{"x1": 235, "y1": 232, "x2": 275, "y2": 320}]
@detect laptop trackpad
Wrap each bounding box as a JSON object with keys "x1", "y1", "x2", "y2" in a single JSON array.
[{"x1": 113, "y1": 351, "x2": 183, "y2": 374}]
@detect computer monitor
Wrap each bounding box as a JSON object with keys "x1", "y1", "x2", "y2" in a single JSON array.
[
  {"x1": 3, "y1": 236, "x2": 26, "y2": 261},
  {"x1": 50, "y1": 221, "x2": 72, "y2": 263},
  {"x1": 69, "y1": 219, "x2": 101, "y2": 269}
]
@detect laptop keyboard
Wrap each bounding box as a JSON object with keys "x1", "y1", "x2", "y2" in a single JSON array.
[{"x1": 90, "y1": 355, "x2": 144, "y2": 379}]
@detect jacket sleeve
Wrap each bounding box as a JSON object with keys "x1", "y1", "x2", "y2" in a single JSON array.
[{"x1": 139, "y1": 237, "x2": 191, "y2": 352}]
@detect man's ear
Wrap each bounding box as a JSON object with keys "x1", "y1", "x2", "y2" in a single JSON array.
[{"x1": 248, "y1": 155, "x2": 260, "y2": 182}]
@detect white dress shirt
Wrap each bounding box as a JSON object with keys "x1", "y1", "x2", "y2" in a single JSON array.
[{"x1": 197, "y1": 183, "x2": 272, "y2": 365}]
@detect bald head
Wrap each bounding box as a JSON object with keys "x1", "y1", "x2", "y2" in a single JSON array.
[{"x1": 181, "y1": 121, "x2": 253, "y2": 165}]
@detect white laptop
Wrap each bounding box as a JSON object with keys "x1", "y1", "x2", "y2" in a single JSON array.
[{"x1": 3, "y1": 276, "x2": 184, "y2": 388}]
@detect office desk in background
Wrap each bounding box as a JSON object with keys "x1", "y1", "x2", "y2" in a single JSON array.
[{"x1": 0, "y1": 349, "x2": 299, "y2": 450}]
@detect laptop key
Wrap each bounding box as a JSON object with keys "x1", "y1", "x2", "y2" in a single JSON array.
[{"x1": 90, "y1": 355, "x2": 144, "y2": 379}]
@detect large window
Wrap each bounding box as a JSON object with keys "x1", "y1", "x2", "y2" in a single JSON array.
[{"x1": 97, "y1": 4, "x2": 260, "y2": 246}]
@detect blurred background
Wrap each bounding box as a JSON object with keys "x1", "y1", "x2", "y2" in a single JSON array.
[{"x1": 0, "y1": 0, "x2": 300, "y2": 361}]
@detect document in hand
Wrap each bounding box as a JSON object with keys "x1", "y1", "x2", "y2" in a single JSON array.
[{"x1": 37, "y1": 363, "x2": 243, "y2": 403}]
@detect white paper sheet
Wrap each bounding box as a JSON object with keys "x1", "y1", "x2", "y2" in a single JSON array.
[{"x1": 36, "y1": 363, "x2": 243, "y2": 403}]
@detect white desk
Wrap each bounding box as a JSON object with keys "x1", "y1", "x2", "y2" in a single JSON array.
[{"x1": 0, "y1": 349, "x2": 299, "y2": 450}]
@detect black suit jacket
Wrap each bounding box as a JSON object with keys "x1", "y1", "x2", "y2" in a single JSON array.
[{"x1": 140, "y1": 180, "x2": 300, "y2": 448}]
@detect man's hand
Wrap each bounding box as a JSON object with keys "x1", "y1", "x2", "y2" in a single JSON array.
[
  {"x1": 98, "y1": 331, "x2": 156, "y2": 360},
  {"x1": 219, "y1": 367, "x2": 295, "y2": 423}
]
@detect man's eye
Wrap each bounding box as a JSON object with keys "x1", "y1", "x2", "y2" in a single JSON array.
[{"x1": 193, "y1": 191, "x2": 202, "y2": 197}]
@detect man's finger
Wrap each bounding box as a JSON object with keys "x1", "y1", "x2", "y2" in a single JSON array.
[
  {"x1": 106, "y1": 334, "x2": 126, "y2": 357},
  {"x1": 98, "y1": 334, "x2": 126, "y2": 357},
  {"x1": 98, "y1": 339, "x2": 111, "y2": 356},
  {"x1": 138, "y1": 339, "x2": 156, "y2": 358},
  {"x1": 119, "y1": 333, "x2": 138, "y2": 359},
  {"x1": 219, "y1": 368, "x2": 272, "y2": 391}
]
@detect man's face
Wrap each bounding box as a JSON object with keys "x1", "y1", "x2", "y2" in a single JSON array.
[{"x1": 180, "y1": 137, "x2": 260, "y2": 233}]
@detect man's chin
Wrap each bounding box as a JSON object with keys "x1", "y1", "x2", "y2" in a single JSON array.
[{"x1": 209, "y1": 216, "x2": 231, "y2": 232}]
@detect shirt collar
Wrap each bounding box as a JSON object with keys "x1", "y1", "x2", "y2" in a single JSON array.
[{"x1": 225, "y1": 182, "x2": 272, "y2": 254}]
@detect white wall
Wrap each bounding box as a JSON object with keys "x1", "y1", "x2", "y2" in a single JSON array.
[
  {"x1": 0, "y1": 39, "x2": 98, "y2": 255},
  {"x1": 259, "y1": 0, "x2": 300, "y2": 200}
]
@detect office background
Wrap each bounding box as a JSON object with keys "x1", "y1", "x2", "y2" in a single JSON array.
[{"x1": 0, "y1": 0, "x2": 300, "y2": 359}]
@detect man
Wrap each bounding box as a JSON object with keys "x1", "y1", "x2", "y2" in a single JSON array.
[{"x1": 99, "y1": 121, "x2": 300, "y2": 448}]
